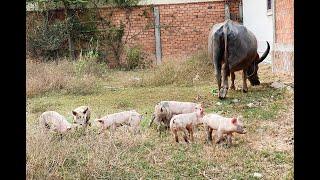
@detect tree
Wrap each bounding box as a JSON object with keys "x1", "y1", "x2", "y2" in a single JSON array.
[{"x1": 27, "y1": 0, "x2": 89, "y2": 60}]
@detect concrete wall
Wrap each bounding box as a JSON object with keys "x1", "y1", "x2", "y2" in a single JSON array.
[{"x1": 243, "y1": 0, "x2": 274, "y2": 64}]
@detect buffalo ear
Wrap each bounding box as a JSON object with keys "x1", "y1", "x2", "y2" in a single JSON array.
[{"x1": 72, "y1": 111, "x2": 77, "y2": 116}]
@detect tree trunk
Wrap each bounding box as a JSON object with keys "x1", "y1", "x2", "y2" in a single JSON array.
[{"x1": 63, "y1": 1, "x2": 76, "y2": 60}]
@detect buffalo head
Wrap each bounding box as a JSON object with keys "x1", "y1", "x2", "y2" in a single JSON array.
[
  {"x1": 246, "y1": 62, "x2": 260, "y2": 86},
  {"x1": 246, "y1": 41, "x2": 270, "y2": 86}
]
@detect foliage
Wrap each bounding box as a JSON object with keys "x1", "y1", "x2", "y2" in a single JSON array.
[
  {"x1": 27, "y1": 19, "x2": 68, "y2": 60},
  {"x1": 125, "y1": 46, "x2": 144, "y2": 70},
  {"x1": 26, "y1": 0, "x2": 151, "y2": 69},
  {"x1": 99, "y1": 22, "x2": 126, "y2": 67},
  {"x1": 74, "y1": 38, "x2": 107, "y2": 77},
  {"x1": 111, "y1": 0, "x2": 140, "y2": 8}
]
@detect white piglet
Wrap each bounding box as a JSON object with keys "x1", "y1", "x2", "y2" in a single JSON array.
[
  {"x1": 202, "y1": 113, "x2": 246, "y2": 145},
  {"x1": 149, "y1": 101, "x2": 203, "y2": 133},
  {"x1": 95, "y1": 110, "x2": 142, "y2": 134},
  {"x1": 170, "y1": 106, "x2": 204, "y2": 143},
  {"x1": 39, "y1": 111, "x2": 73, "y2": 134}
]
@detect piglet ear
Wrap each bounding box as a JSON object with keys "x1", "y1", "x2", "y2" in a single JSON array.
[
  {"x1": 72, "y1": 111, "x2": 77, "y2": 116},
  {"x1": 83, "y1": 107, "x2": 89, "y2": 114},
  {"x1": 231, "y1": 118, "x2": 237, "y2": 124},
  {"x1": 97, "y1": 119, "x2": 104, "y2": 124}
]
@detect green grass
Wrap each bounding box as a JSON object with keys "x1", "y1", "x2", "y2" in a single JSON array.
[{"x1": 27, "y1": 62, "x2": 293, "y2": 179}]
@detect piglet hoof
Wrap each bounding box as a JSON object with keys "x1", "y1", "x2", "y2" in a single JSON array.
[
  {"x1": 184, "y1": 137, "x2": 189, "y2": 143},
  {"x1": 230, "y1": 86, "x2": 235, "y2": 90},
  {"x1": 224, "y1": 143, "x2": 231, "y2": 148}
]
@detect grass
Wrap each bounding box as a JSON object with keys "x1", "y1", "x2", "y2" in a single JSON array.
[{"x1": 26, "y1": 55, "x2": 293, "y2": 179}]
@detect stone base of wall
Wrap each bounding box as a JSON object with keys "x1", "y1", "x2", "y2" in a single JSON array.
[{"x1": 272, "y1": 43, "x2": 294, "y2": 76}]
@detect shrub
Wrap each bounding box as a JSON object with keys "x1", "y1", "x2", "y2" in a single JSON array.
[
  {"x1": 125, "y1": 46, "x2": 153, "y2": 70},
  {"x1": 27, "y1": 19, "x2": 68, "y2": 60},
  {"x1": 74, "y1": 50, "x2": 107, "y2": 77}
]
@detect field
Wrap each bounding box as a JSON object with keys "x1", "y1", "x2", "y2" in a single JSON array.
[{"x1": 26, "y1": 55, "x2": 293, "y2": 179}]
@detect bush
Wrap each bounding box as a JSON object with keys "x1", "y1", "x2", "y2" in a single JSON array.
[
  {"x1": 125, "y1": 46, "x2": 153, "y2": 70},
  {"x1": 125, "y1": 46, "x2": 141, "y2": 70},
  {"x1": 74, "y1": 50, "x2": 107, "y2": 77},
  {"x1": 27, "y1": 19, "x2": 68, "y2": 60}
]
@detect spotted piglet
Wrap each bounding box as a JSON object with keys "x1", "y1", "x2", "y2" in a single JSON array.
[
  {"x1": 202, "y1": 113, "x2": 246, "y2": 145},
  {"x1": 72, "y1": 106, "x2": 91, "y2": 128}
]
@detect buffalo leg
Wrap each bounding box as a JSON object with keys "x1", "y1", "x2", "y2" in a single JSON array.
[
  {"x1": 219, "y1": 63, "x2": 229, "y2": 99},
  {"x1": 213, "y1": 54, "x2": 221, "y2": 90},
  {"x1": 242, "y1": 70, "x2": 248, "y2": 93},
  {"x1": 230, "y1": 72, "x2": 235, "y2": 90}
]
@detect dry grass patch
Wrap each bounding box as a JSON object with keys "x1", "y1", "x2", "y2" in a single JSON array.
[
  {"x1": 26, "y1": 57, "x2": 293, "y2": 179},
  {"x1": 26, "y1": 58, "x2": 105, "y2": 97}
]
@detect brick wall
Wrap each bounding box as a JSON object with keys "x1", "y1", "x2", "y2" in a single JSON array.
[
  {"x1": 157, "y1": 1, "x2": 239, "y2": 60},
  {"x1": 98, "y1": 6, "x2": 156, "y2": 59},
  {"x1": 27, "y1": 0, "x2": 241, "y2": 63},
  {"x1": 272, "y1": 0, "x2": 294, "y2": 75}
]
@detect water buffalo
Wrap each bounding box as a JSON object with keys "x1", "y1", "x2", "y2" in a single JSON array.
[{"x1": 208, "y1": 20, "x2": 270, "y2": 99}]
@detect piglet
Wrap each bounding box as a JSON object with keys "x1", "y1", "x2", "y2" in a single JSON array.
[
  {"x1": 95, "y1": 110, "x2": 142, "y2": 134},
  {"x1": 202, "y1": 113, "x2": 246, "y2": 145},
  {"x1": 72, "y1": 106, "x2": 91, "y2": 127},
  {"x1": 169, "y1": 106, "x2": 204, "y2": 143},
  {"x1": 39, "y1": 111, "x2": 73, "y2": 134},
  {"x1": 149, "y1": 101, "x2": 203, "y2": 134}
]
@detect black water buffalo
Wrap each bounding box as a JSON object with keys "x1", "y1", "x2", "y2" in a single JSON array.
[{"x1": 208, "y1": 20, "x2": 270, "y2": 99}]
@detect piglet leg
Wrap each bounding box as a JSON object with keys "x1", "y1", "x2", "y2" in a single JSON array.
[
  {"x1": 205, "y1": 125, "x2": 213, "y2": 144},
  {"x1": 215, "y1": 131, "x2": 223, "y2": 144},
  {"x1": 183, "y1": 129, "x2": 190, "y2": 143},
  {"x1": 227, "y1": 133, "x2": 233, "y2": 145},
  {"x1": 173, "y1": 130, "x2": 179, "y2": 143}
]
